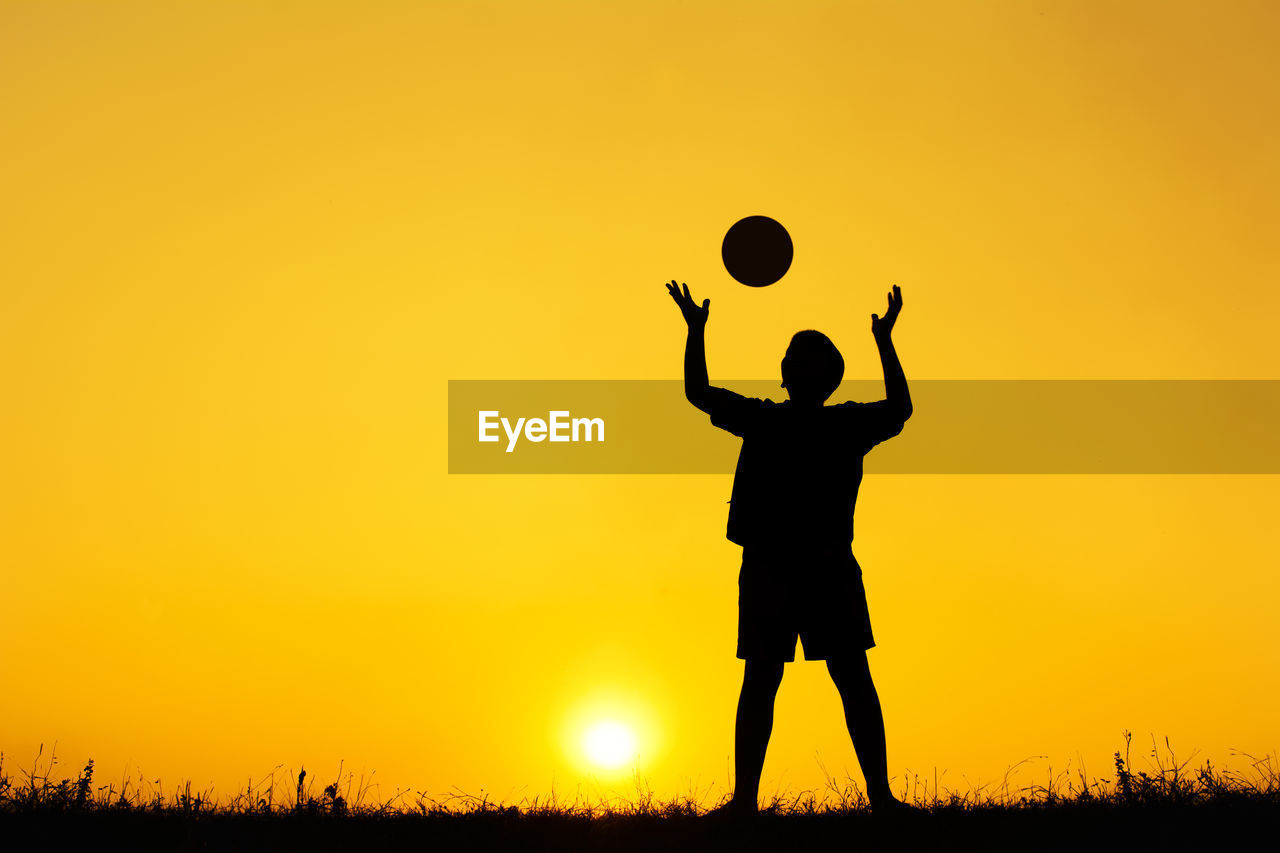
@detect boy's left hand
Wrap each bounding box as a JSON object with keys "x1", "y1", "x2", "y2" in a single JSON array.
[{"x1": 871, "y1": 284, "x2": 903, "y2": 340}]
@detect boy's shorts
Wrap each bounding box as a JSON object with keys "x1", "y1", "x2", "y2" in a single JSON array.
[{"x1": 736, "y1": 545, "x2": 875, "y2": 662}]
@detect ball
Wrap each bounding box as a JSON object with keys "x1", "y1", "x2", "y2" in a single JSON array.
[{"x1": 721, "y1": 215, "x2": 793, "y2": 287}]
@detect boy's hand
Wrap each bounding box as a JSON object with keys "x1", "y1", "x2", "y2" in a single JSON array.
[
  {"x1": 666, "y1": 280, "x2": 710, "y2": 328},
  {"x1": 871, "y1": 284, "x2": 903, "y2": 341}
]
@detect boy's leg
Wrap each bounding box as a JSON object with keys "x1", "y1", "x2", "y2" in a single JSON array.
[
  {"x1": 826, "y1": 652, "x2": 902, "y2": 808},
  {"x1": 731, "y1": 658, "x2": 784, "y2": 810}
]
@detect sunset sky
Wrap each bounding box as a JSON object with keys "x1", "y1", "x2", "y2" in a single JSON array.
[{"x1": 3, "y1": 0, "x2": 1278, "y2": 804}]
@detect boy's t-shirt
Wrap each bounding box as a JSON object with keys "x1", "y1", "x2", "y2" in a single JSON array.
[{"x1": 704, "y1": 387, "x2": 906, "y2": 549}]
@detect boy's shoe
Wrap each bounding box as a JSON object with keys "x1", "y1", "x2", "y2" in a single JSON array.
[
  {"x1": 870, "y1": 796, "x2": 923, "y2": 816},
  {"x1": 703, "y1": 797, "x2": 758, "y2": 820}
]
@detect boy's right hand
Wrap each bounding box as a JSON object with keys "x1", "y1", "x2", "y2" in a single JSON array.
[
  {"x1": 666, "y1": 280, "x2": 710, "y2": 328},
  {"x1": 871, "y1": 284, "x2": 903, "y2": 342}
]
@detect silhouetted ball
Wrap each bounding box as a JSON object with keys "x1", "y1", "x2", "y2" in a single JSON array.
[{"x1": 722, "y1": 216, "x2": 793, "y2": 287}]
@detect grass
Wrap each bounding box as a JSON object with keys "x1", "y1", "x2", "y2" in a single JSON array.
[{"x1": 1, "y1": 732, "x2": 1276, "y2": 851}]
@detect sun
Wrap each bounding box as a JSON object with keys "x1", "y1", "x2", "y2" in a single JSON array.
[
  {"x1": 561, "y1": 688, "x2": 658, "y2": 776},
  {"x1": 581, "y1": 720, "x2": 638, "y2": 770}
]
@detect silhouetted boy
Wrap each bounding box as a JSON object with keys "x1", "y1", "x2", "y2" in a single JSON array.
[{"x1": 666, "y1": 280, "x2": 913, "y2": 814}]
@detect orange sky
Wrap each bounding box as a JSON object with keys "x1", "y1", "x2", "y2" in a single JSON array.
[{"x1": 2, "y1": 0, "x2": 1278, "y2": 804}]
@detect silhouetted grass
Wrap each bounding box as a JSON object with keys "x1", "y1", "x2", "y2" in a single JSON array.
[{"x1": 2, "y1": 733, "x2": 1276, "y2": 851}]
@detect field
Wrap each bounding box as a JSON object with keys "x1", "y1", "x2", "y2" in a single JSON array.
[{"x1": 2, "y1": 736, "x2": 1276, "y2": 851}]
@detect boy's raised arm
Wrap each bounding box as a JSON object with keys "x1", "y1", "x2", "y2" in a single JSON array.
[
  {"x1": 871, "y1": 284, "x2": 913, "y2": 422},
  {"x1": 666, "y1": 280, "x2": 714, "y2": 412}
]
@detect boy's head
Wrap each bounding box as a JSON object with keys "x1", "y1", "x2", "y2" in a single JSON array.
[{"x1": 780, "y1": 330, "x2": 843, "y2": 405}]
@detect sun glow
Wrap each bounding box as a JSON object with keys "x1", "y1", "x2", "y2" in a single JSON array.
[
  {"x1": 559, "y1": 684, "x2": 662, "y2": 779},
  {"x1": 582, "y1": 720, "x2": 638, "y2": 769}
]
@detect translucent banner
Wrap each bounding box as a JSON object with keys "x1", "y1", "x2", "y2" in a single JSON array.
[{"x1": 447, "y1": 380, "x2": 1280, "y2": 474}]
